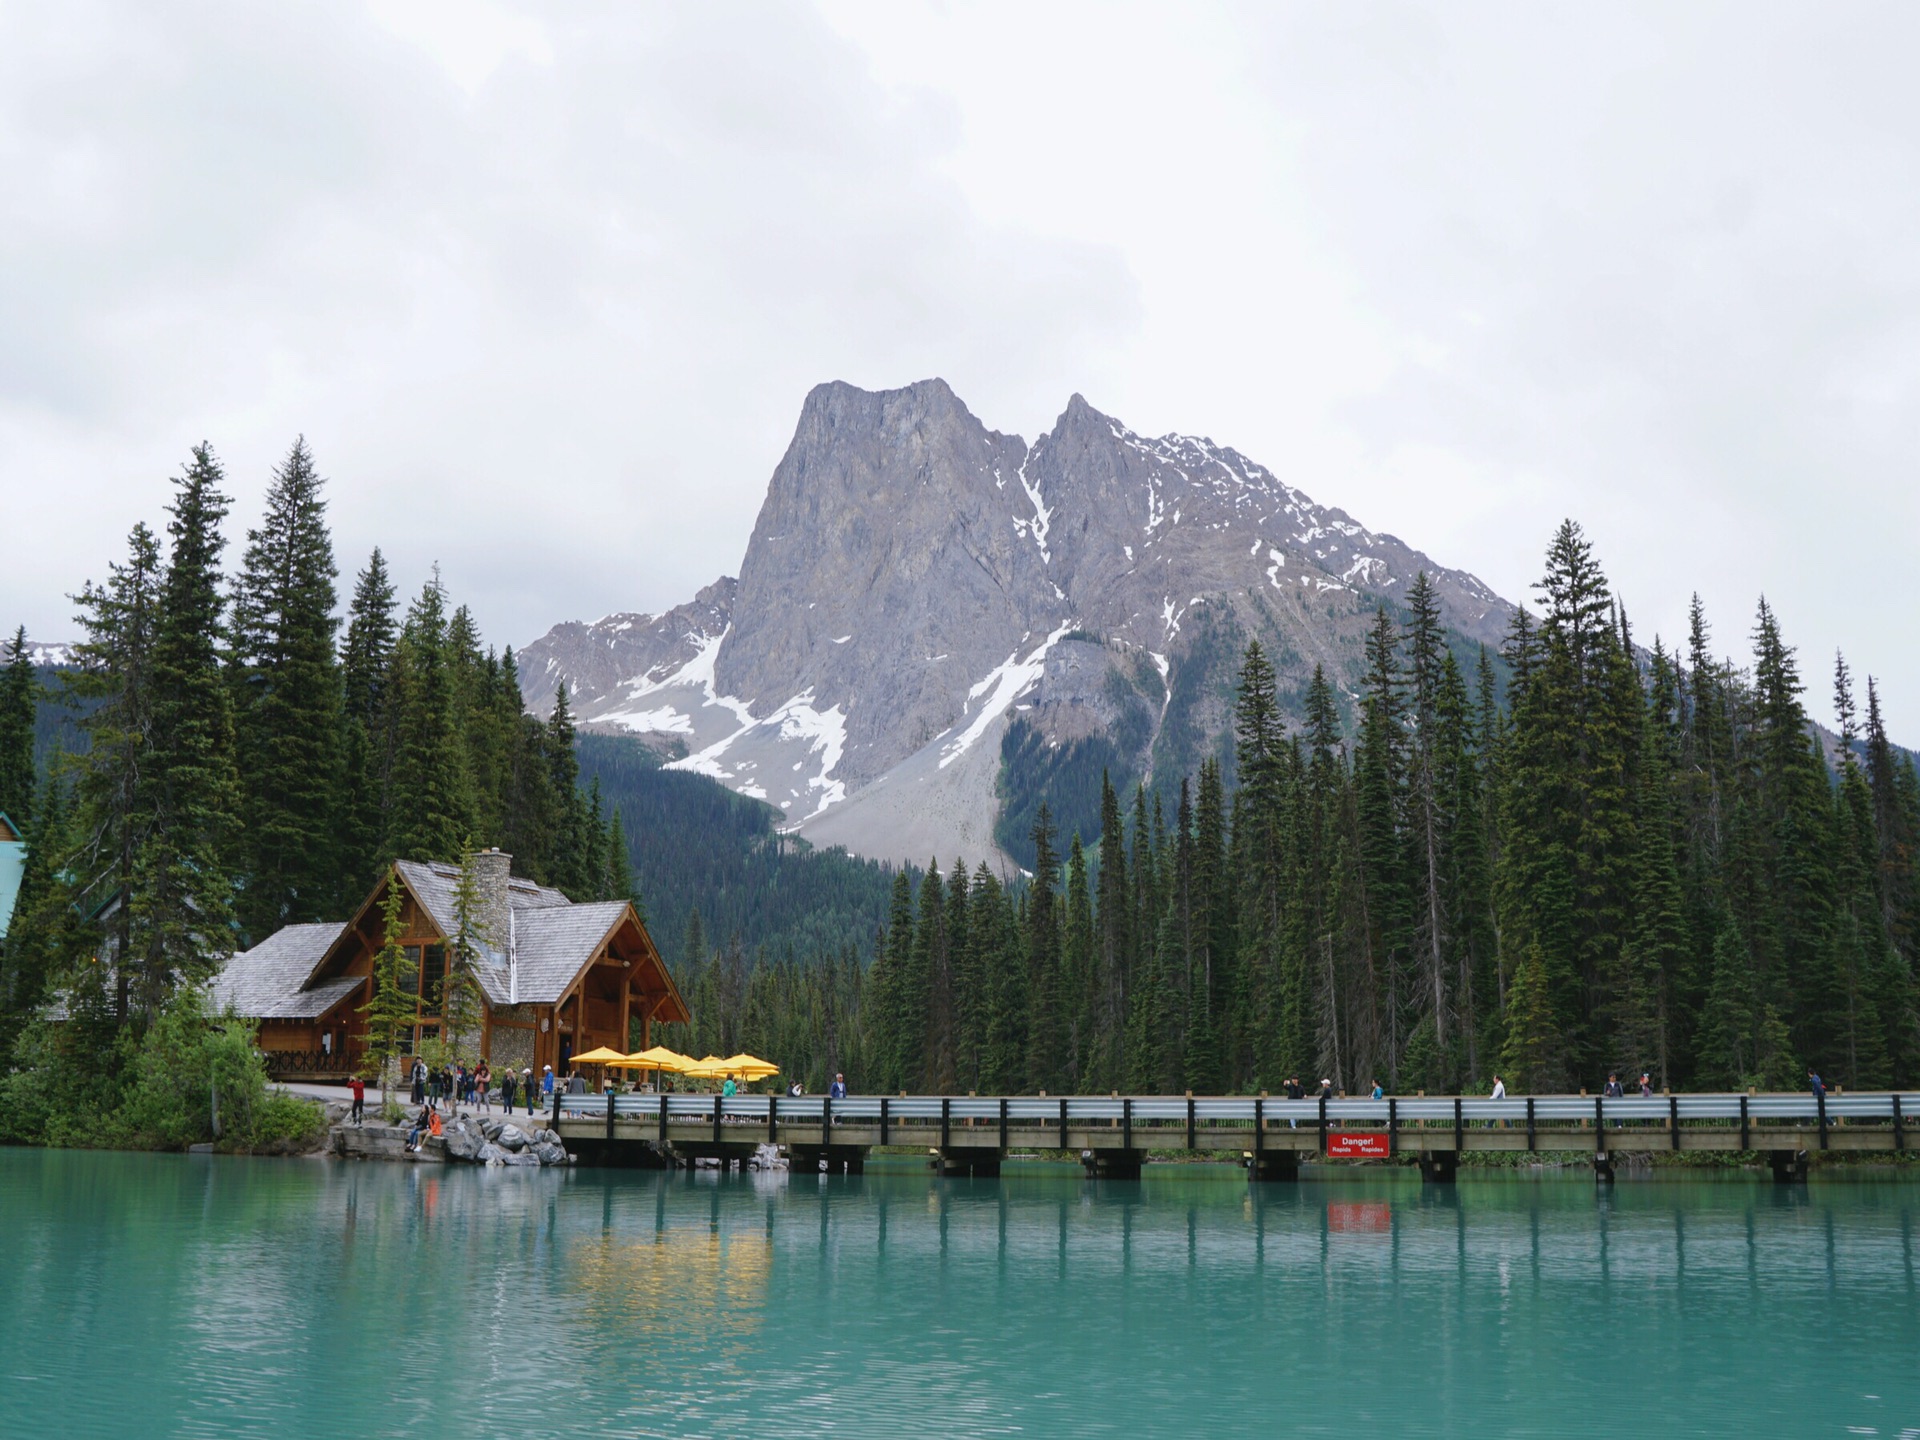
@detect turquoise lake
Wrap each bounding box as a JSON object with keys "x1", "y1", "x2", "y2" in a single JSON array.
[{"x1": 2, "y1": 1150, "x2": 1916, "y2": 1438}]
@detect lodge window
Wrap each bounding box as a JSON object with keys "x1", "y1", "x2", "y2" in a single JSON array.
[{"x1": 400, "y1": 943, "x2": 446, "y2": 1011}]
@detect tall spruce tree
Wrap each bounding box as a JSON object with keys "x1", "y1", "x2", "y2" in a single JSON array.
[
  {"x1": 130, "y1": 444, "x2": 243, "y2": 1018},
  {"x1": 0, "y1": 627, "x2": 35, "y2": 826},
  {"x1": 384, "y1": 574, "x2": 474, "y2": 863},
  {"x1": 229, "y1": 437, "x2": 342, "y2": 938}
]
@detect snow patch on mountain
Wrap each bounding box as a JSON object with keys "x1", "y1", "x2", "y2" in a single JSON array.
[{"x1": 939, "y1": 622, "x2": 1075, "y2": 771}]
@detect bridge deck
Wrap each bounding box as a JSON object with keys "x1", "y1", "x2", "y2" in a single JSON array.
[{"x1": 550, "y1": 1090, "x2": 1917, "y2": 1163}]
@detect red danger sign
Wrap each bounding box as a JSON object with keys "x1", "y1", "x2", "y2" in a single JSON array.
[{"x1": 1325, "y1": 1132, "x2": 1391, "y2": 1158}]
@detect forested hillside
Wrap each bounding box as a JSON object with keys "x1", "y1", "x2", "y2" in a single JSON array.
[{"x1": 575, "y1": 732, "x2": 900, "y2": 970}]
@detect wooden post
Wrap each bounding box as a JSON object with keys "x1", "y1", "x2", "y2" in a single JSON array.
[
  {"x1": 1894, "y1": 1092, "x2": 1905, "y2": 1152},
  {"x1": 768, "y1": 1093, "x2": 778, "y2": 1146},
  {"x1": 999, "y1": 1096, "x2": 1009, "y2": 1151},
  {"x1": 1122, "y1": 1096, "x2": 1133, "y2": 1153},
  {"x1": 1059, "y1": 1095, "x2": 1068, "y2": 1146},
  {"x1": 1254, "y1": 1096, "x2": 1265, "y2": 1158},
  {"x1": 1526, "y1": 1097, "x2": 1535, "y2": 1153},
  {"x1": 1453, "y1": 1096, "x2": 1463, "y2": 1152},
  {"x1": 941, "y1": 1096, "x2": 951, "y2": 1152},
  {"x1": 712, "y1": 1093, "x2": 722, "y2": 1146},
  {"x1": 1593, "y1": 1095, "x2": 1603, "y2": 1153},
  {"x1": 1817, "y1": 1087, "x2": 1829, "y2": 1151},
  {"x1": 1669, "y1": 1093, "x2": 1680, "y2": 1152},
  {"x1": 879, "y1": 1095, "x2": 889, "y2": 1148},
  {"x1": 1388, "y1": 1096, "x2": 1398, "y2": 1157},
  {"x1": 658, "y1": 1090, "x2": 668, "y2": 1145},
  {"x1": 1739, "y1": 1093, "x2": 1749, "y2": 1152},
  {"x1": 1317, "y1": 1092, "x2": 1328, "y2": 1155},
  {"x1": 606, "y1": 1088, "x2": 615, "y2": 1144},
  {"x1": 823, "y1": 1094, "x2": 833, "y2": 1148},
  {"x1": 1186, "y1": 1094, "x2": 1196, "y2": 1152}
]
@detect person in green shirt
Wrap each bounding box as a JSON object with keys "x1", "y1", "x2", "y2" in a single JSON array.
[{"x1": 721, "y1": 1076, "x2": 738, "y2": 1099}]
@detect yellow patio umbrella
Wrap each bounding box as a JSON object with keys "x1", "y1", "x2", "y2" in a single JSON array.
[
  {"x1": 571, "y1": 1045, "x2": 631, "y2": 1065},
  {"x1": 719, "y1": 1053, "x2": 780, "y2": 1080},
  {"x1": 621, "y1": 1046, "x2": 693, "y2": 1073}
]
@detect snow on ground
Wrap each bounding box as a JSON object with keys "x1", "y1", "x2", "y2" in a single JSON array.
[{"x1": 938, "y1": 622, "x2": 1074, "y2": 771}]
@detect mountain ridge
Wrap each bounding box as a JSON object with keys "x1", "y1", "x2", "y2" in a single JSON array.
[{"x1": 519, "y1": 378, "x2": 1514, "y2": 867}]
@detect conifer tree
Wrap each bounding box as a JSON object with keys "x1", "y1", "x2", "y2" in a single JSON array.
[
  {"x1": 358, "y1": 878, "x2": 417, "y2": 1102},
  {"x1": 338, "y1": 548, "x2": 397, "y2": 898},
  {"x1": 0, "y1": 627, "x2": 36, "y2": 827},
  {"x1": 229, "y1": 437, "x2": 342, "y2": 938},
  {"x1": 131, "y1": 444, "x2": 243, "y2": 1017},
  {"x1": 442, "y1": 842, "x2": 492, "y2": 1064},
  {"x1": 384, "y1": 575, "x2": 473, "y2": 864},
  {"x1": 1025, "y1": 804, "x2": 1065, "y2": 1092}
]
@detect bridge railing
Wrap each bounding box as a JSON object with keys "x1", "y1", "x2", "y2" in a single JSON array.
[{"x1": 561, "y1": 1091, "x2": 1919, "y2": 1131}]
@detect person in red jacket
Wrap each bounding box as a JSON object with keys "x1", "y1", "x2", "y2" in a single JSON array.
[{"x1": 348, "y1": 1074, "x2": 366, "y2": 1127}]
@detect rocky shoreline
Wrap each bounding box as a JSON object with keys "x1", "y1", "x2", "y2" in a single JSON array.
[{"x1": 320, "y1": 1102, "x2": 572, "y2": 1168}]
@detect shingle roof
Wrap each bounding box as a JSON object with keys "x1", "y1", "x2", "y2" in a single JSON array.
[
  {"x1": 509, "y1": 902, "x2": 629, "y2": 1004},
  {"x1": 209, "y1": 922, "x2": 359, "y2": 1019}
]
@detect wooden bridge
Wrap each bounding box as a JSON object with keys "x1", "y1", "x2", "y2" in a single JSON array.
[{"x1": 549, "y1": 1089, "x2": 1919, "y2": 1182}]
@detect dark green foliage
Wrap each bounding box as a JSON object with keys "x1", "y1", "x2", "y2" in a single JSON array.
[
  {"x1": 0, "y1": 628, "x2": 35, "y2": 826},
  {"x1": 995, "y1": 715, "x2": 1137, "y2": 870},
  {"x1": 573, "y1": 737, "x2": 898, "y2": 967},
  {"x1": 229, "y1": 437, "x2": 342, "y2": 940}
]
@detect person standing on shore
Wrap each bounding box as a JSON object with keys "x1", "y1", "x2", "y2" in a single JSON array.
[
  {"x1": 476, "y1": 1061, "x2": 492, "y2": 1113},
  {"x1": 501, "y1": 1068, "x2": 516, "y2": 1112},
  {"x1": 524, "y1": 1068, "x2": 537, "y2": 1117},
  {"x1": 410, "y1": 1056, "x2": 427, "y2": 1106},
  {"x1": 349, "y1": 1074, "x2": 365, "y2": 1126}
]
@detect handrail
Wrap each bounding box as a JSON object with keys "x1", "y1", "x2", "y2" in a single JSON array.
[{"x1": 562, "y1": 1090, "x2": 1920, "y2": 1127}]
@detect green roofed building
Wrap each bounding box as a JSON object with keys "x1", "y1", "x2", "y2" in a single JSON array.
[{"x1": 0, "y1": 812, "x2": 23, "y2": 941}]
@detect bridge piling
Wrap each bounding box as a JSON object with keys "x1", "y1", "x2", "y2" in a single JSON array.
[
  {"x1": 1769, "y1": 1149, "x2": 1809, "y2": 1185},
  {"x1": 1419, "y1": 1150, "x2": 1458, "y2": 1185}
]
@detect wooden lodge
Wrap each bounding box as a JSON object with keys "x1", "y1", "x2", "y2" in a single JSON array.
[{"x1": 208, "y1": 849, "x2": 687, "y2": 1080}]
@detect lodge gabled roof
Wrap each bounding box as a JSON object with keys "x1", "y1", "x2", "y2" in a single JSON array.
[
  {"x1": 208, "y1": 921, "x2": 360, "y2": 1020},
  {"x1": 233, "y1": 855, "x2": 689, "y2": 1023}
]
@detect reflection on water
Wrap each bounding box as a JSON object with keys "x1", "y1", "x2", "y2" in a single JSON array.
[{"x1": 3, "y1": 1151, "x2": 1917, "y2": 1439}]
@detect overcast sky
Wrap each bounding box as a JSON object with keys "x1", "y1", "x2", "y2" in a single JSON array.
[{"x1": 3, "y1": 1, "x2": 1916, "y2": 731}]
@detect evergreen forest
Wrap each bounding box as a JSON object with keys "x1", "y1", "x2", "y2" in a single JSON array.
[{"x1": 663, "y1": 524, "x2": 1920, "y2": 1099}]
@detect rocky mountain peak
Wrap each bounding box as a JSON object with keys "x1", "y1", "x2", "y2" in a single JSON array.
[{"x1": 519, "y1": 379, "x2": 1515, "y2": 868}]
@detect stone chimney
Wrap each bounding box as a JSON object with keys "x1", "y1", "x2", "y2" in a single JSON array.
[{"x1": 470, "y1": 847, "x2": 512, "y2": 958}]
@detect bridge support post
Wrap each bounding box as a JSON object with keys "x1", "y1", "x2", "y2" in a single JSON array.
[
  {"x1": 1419, "y1": 1150, "x2": 1458, "y2": 1185},
  {"x1": 1769, "y1": 1149, "x2": 1809, "y2": 1185},
  {"x1": 934, "y1": 1149, "x2": 1003, "y2": 1178},
  {"x1": 1593, "y1": 1150, "x2": 1615, "y2": 1184}
]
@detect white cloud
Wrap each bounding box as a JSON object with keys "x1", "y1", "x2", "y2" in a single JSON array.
[{"x1": 2, "y1": 1, "x2": 1916, "y2": 732}]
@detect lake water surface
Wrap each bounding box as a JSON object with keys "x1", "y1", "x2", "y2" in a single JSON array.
[{"x1": 3, "y1": 1149, "x2": 1916, "y2": 1438}]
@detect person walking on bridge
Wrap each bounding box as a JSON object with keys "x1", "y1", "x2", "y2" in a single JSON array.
[
  {"x1": 1604, "y1": 1074, "x2": 1624, "y2": 1099},
  {"x1": 1490, "y1": 1075, "x2": 1507, "y2": 1127},
  {"x1": 1808, "y1": 1070, "x2": 1826, "y2": 1101},
  {"x1": 829, "y1": 1073, "x2": 847, "y2": 1100},
  {"x1": 1639, "y1": 1074, "x2": 1654, "y2": 1098}
]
